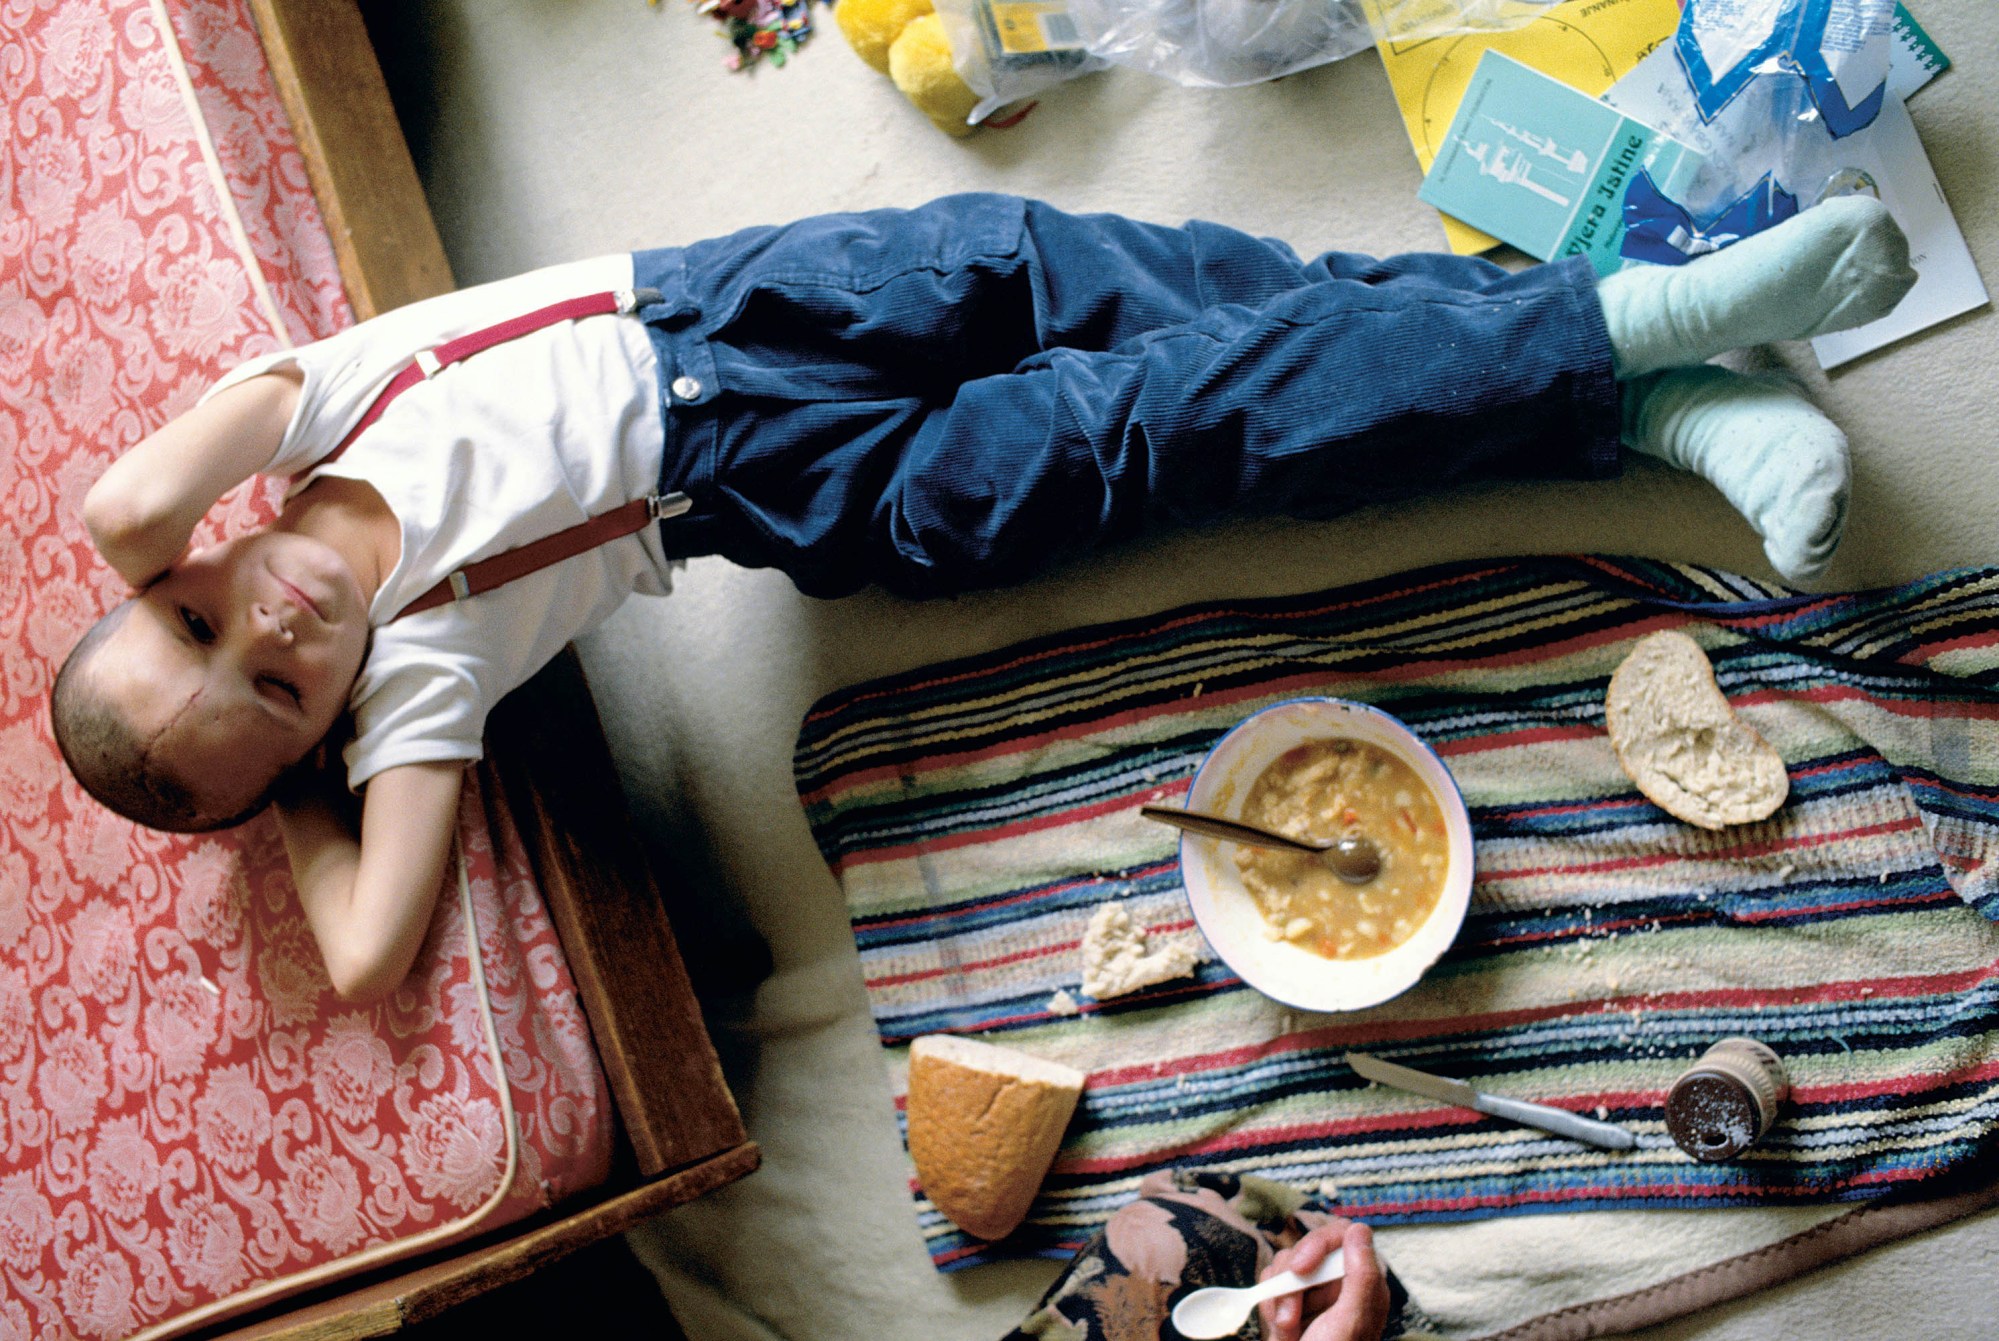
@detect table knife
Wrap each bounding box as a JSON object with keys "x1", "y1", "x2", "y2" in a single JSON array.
[{"x1": 1345, "y1": 1051, "x2": 1635, "y2": 1151}]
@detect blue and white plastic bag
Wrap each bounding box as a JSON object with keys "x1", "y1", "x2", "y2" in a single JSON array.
[{"x1": 1605, "y1": 0, "x2": 1895, "y2": 263}]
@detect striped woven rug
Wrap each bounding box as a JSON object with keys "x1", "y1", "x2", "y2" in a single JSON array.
[{"x1": 793, "y1": 557, "x2": 1999, "y2": 1271}]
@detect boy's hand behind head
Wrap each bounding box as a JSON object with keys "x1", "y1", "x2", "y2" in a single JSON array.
[{"x1": 52, "y1": 530, "x2": 370, "y2": 833}]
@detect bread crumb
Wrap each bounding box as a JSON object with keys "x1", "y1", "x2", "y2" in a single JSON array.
[
  {"x1": 1595, "y1": 1106, "x2": 1609, "y2": 1121},
  {"x1": 1879, "y1": 870, "x2": 1891, "y2": 884},
  {"x1": 1774, "y1": 862, "x2": 1797, "y2": 882},
  {"x1": 1081, "y1": 904, "x2": 1201, "y2": 999},
  {"x1": 1047, "y1": 988, "x2": 1080, "y2": 1017},
  {"x1": 1316, "y1": 1177, "x2": 1340, "y2": 1199}
]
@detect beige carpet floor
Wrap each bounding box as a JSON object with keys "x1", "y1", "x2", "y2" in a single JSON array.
[{"x1": 366, "y1": 1, "x2": 1999, "y2": 1335}]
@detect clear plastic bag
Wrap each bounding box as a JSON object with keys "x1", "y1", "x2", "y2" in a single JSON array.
[
  {"x1": 1077, "y1": 0, "x2": 1383, "y2": 90},
  {"x1": 938, "y1": 0, "x2": 1561, "y2": 125},
  {"x1": 933, "y1": 0, "x2": 1113, "y2": 125}
]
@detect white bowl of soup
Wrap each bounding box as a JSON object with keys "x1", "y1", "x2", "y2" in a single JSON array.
[{"x1": 1177, "y1": 698, "x2": 1474, "y2": 1013}]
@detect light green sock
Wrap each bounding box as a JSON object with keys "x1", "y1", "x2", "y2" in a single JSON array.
[
  {"x1": 1622, "y1": 366, "x2": 1848, "y2": 584},
  {"x1": 1598, "y1": 196, "x2": 1917, "y2": 376}
]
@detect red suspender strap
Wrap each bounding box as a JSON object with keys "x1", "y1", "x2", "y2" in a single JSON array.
[
  {"x1": 302, "y1": 288, "x2": 686, "y2": 623},
  {"x1": 395, "y1": 496, "x2": 659, "y2": 618},
  {"x1": 322, "y1": 290, "x2": 627, "y2": 466}
]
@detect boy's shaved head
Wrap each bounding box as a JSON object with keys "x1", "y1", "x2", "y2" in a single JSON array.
[
  {"x1": 52, "y1": 603, "x2": 278, "y2": 832},
  {"x1": 52, "y1": 531, "x2": 372, "y2": 835}
]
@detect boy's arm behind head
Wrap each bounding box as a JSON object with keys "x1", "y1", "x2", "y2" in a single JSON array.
[
  {"x1": 84, "y1": 368, "x2": 303, "y2": 589},
  {"x1": 277, "y1": 759, "x2": 463, "y2": 1004}
]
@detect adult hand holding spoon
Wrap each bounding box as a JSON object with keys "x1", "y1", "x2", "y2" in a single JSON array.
[
  {"x1": 1260, "y1": 1221, "x2": 1389, "y2": 1341},
  {"x1": 1171, "y1": 1246, "x2": 1346, "y2": 1339}
]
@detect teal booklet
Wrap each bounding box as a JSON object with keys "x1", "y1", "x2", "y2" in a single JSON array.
[{"x1": 1418, "y1": 51, "x2": 1705, "y2": 276}]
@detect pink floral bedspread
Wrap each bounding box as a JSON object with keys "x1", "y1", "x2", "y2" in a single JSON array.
[{"x1": 1, "y1": 3, "x2": 614, "y2": 1335}]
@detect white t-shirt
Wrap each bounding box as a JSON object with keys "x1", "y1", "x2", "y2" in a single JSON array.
[{"x1": 210, "y1": 255, "x2": 673, "y2": 789}]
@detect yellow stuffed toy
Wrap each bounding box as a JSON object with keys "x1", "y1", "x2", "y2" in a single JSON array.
[{"x1": 835, "y1": 0, "x2": 981, "y2": 136}]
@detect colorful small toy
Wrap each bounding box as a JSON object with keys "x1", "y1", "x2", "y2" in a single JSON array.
[{"x1": 668, "y1": 0, "x2": 823, "y2": 71}]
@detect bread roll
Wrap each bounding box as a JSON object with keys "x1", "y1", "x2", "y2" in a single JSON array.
[
  {"x1": 1606, "y1": 630, "x2": 1788, "y2": 829},
  {"x1": 906, "y1": 1035, "x2": 1085, "y2": 1242}
]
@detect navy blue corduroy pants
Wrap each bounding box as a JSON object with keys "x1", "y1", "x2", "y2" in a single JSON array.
[{"x1": 632, "y1": 194, "x2": 1621, "y2": 599}]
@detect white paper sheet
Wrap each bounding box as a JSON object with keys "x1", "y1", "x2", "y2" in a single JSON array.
[{"x1": 1806, "y1": 97, "x2": 1990, "y2": 368}]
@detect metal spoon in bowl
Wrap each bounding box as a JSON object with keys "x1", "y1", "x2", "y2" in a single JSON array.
[{"x1": 1140, "y1": 804, "x2": 1383, "y2": 885}]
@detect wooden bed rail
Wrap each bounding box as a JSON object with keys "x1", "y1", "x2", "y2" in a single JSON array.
[
  {"x1": 244, "y1": 0, "x2": 749, "y2": 1174},
  {"x1": 212, "y1": 1, "x2": 759, "y2": 1333},
  {"x1": 246, "y1": 0, "x2": 455, "y2": 319},
  {"x1": 483, "y1": 652, "x2": 750, "y2": 1176}
]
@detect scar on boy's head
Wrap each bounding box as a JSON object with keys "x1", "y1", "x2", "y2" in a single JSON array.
[{"x1": 50, "y1": 602, "x2": 273, "y2": 833}]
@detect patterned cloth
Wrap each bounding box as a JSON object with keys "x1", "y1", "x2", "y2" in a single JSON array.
[
  {"x1": 794, "y1": 557, "x2": 1999, "y2": 1269},
  {"x1": 2, "y1": 4, "x2": 612, "y2": 1336},
  {"x1": 1005, "y1": 1169, "x2": 1437, "y2": 1341}
]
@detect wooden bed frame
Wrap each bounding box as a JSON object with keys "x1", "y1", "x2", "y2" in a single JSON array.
[{"x1": 207, "y1": 2, "x2": 761, "y2": 1334}]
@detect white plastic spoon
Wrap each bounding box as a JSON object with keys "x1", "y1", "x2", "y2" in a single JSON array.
[{"x1": 1169, "y1": 1248, "x2": 1346, "y2": 1339}]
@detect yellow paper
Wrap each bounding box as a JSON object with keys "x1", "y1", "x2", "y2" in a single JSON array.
[{"x1": 1367, "y1": 0, "x2": 1683, "y2": 253}]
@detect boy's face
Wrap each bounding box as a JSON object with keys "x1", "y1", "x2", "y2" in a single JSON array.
[{"x1": 89, "y1": 530, "x2": 372, "y2": 816}]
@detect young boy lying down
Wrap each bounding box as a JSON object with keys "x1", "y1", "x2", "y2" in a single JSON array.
[{"x1": 53, "y1": 193, "x2": 1914, "y2": 1002}]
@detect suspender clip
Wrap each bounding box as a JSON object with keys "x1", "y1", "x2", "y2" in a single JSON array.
[
  {"x1": 447, "y1": 571, "x2": 472, "y2": 601},
  {"x1": 617, "y1": 287, "x2": 664, "y2": 315},
  {"x1": 414, "y1": 348, "x2": 443, "y2": 379},
  {"x1": 647, "y1": 491, "x2": 693, "y2": 520}
]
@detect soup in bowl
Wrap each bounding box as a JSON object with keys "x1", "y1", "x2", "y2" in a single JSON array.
[{"x1": 1176, "y1": 698, "x2": 1474, "y2": 1012}]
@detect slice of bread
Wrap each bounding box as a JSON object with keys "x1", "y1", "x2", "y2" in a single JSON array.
[
  {"x1": 1606, "y1": 630, "x2": 1789, "y2": 830},
  {"x1": 905, "y1": 1034, "x2": 1085, "y2": 1242}
]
